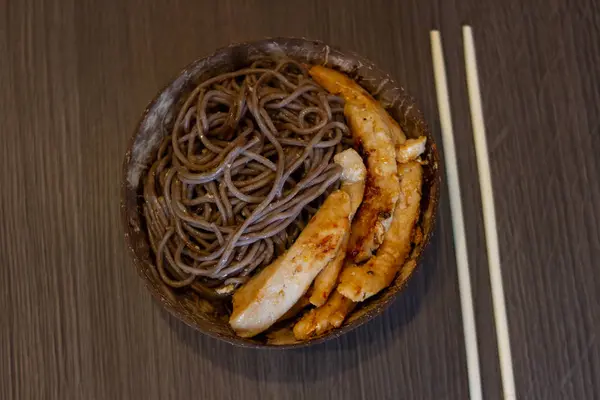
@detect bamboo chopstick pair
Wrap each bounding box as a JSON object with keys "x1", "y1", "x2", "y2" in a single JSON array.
[{"x1": 430, "y1": 26, "x2": 516, "y2": 400}]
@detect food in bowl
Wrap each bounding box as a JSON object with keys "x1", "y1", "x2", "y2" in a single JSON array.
[{"x1": 139, "y1": 55, "x2": 428, "y2": 344}]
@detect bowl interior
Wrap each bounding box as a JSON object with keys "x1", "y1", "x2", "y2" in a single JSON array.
[{"x1": 121, "y1": 38, "x2": 440, "y2": 348}]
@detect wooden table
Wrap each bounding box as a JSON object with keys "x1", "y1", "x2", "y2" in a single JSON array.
[{"x1": 2, "y1": 0, "x2": 599, "y2": 398}]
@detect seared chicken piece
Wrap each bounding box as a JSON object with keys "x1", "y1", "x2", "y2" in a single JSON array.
[
  {"x1": 294, "y1": 162, "x2": 424, "y2": 337},
  {"x1": 293, "y1": 291, "x2": 356, "y2": 340},
  {"x1": 310, "y1": 66, "x2": 401, "y2": 263},
  {"x1": 310, "y1": 149, "x2": 366, "y2": 306},
  {"x1": 292, "y1": 69, "x2": 427, "y2": 338},
  {"x1": 331, "y1": 149, "x2": 367, "y2": 212},
  {"x1": 309, "y1": 66, "x2": 411, "y2": 160},
  {"x1": 396, "y1": 137, "x2": 427, "y2": 164},
  {"x1": 377, "y1": 107, "x2": 407, "y2": 151},
  {"x1": 229, "y1": 150, "x2": 366, "y2": 338},
  {"x1": 337, "y1": 161, "x2": 423, "y2": 301},
  {"x1": 309, "y1": 234, "x2": 349, "y2": 307},
  {"x1": 229, "y1": 190, "x2": 350, "y2": 337},
  {"x1": 278, "y1": 293, "x2": 311, "y2": 322},
  {"x1": 294, "y1": 162, "x2": 423, "y2": 339},
  {"x1": 304, "y1": 137, "x2": 426, "y2": 331}
]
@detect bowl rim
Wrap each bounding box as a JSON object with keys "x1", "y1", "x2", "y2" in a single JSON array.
[{"x1": 121, "y1": 36, "x2": 441, "y2": 349}]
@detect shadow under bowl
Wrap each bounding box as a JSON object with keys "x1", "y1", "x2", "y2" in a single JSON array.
[{"x1": 121, "y1": 37, "x2": 441, "y2": 349}]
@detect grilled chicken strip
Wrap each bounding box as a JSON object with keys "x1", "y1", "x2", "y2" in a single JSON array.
[
  {"x1": 396, "y1": 137, "x2": 427, "y2": 164},
  {"x1": 229, "y1": 150, "x2": 365, "y2": 338},
  {"x1": 310, "y1": 66, "x2": 401, "y2": 263},
  {"x1": 295, "y1": 134, "x2": 426, "y2": 337},
  {"x1": 293, "y1": 291, "x2": 356, "y2": 340},
  {"x1": 337, "y1": 161, "x2": 423, "y2": 301},
  {"x1": 310, "y1": 149, "x2": 366, "y2": 306}
]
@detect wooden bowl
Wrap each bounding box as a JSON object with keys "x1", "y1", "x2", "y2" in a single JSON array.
[{"x1": 121, "y1": 38, "x2": 440, "y2": 348}]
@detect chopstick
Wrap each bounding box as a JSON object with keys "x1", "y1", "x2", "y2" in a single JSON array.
[
  {"x1": 463, "y1": 25, "x2": 517, "y2": 400},
  {"x1": 430, "y1": 30, "x2": 483, "y2": 400}
]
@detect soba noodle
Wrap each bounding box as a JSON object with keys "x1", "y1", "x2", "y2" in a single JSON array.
[{"x1": 143, "y1": 58, "x2": 352, "y2": 297}]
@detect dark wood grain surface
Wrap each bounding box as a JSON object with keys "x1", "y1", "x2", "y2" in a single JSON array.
[{"x1": 1, "y1": 0, "x2": 598, "y2": 399}]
